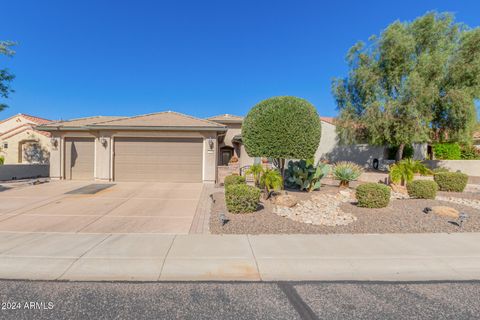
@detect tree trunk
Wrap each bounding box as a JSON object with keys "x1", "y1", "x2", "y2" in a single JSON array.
[{"x1": 395, "y1": 144, "x2": 405, "y2": 162}]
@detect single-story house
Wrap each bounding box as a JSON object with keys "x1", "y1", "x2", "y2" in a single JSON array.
[
  {"x1": 0, "y1": 113, "x2": 52, "y2": 164},
  {"x1": 38, "y1": 111, "x2": 396, "y2": 183}
]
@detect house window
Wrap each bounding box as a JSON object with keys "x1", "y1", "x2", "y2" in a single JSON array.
[{"x1": 2, "y1": 142, "x2": 7, "y2": 149}]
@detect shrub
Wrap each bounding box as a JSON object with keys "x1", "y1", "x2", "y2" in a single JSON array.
[
  {"x1": 260, "y1": 168, "x2": 283, "y2": 193},
  {"x1": 406, "y1": 180, "x2": 438, "y2": 199},
  {"x1": 433, "y1": 143, "x2": 461, "y2": 160},
  {"x1": 223, "y1": 175, "x2": 246, "y2": 188},
  {"x1": 0, "y1": 156, "x2": 4, "y2": 165},
  {"x1": 242, "y1": 96, "x2": 322, "y2": 173},
  {"x1": 356, "y1": 183, "x2": 391, "y2": 208},
  {"x1": 285, "y1": 160, "x2": 330, "y2": 192},
  {"x1": 225, "y1": 184, "x2": 261, "y2": 213},
  {"x1": 389, "y1": 159, "x2": 432, "y2": 185},
  {"x1": 245, "y1": 164, "x2": 264, "y2": 187},
  {"x1": 460, "y1": 145, "x2": 480, "y2": 160},
  {"x1": 432, "y1": 167, "x2": 449, "y2": 173},
  {"x1": 332, "y1": 161, "x2": 363, "y2": 187},
  {"x1": 434, "y1": 172, "x2": 468, "y2": 192}
]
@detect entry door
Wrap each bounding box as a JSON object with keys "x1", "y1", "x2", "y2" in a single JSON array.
[{"x1": 65, "y1": 138, "x2": 95, "y2": 180}]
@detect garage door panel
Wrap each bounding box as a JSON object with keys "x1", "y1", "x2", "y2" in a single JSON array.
[
  {"x1": 65, "y1": 138, "x2": 95, "y2": 180},
  {"x1": 114, "y1": 137, "x2": 203, "y2": 182}
]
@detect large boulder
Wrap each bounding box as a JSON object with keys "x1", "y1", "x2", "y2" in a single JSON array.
[
  {"x1": 431, "y1": 206, "x2": 460, "y2": 219},
  {"x1": 271, "y1": 194, "x2": 298, "y2": 208}
]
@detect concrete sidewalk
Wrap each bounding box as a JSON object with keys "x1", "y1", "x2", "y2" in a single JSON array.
[{"x1": 0, "y1": 232, "x2": 479, "y2": 281}]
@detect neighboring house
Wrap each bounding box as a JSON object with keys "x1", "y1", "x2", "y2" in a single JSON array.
[
  {"x1": 474, "y1": 130, "x2": 480, "y2": 149},
  {"x1": 37, "y1": 111, "x2": 398, "y2": 183},
  {"x1": 0, "y1": 113, "x2": 52, "y2": 164}
]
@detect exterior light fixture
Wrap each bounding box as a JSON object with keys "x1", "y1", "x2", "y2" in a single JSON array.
[
  {"x1": 208, "y1": 137, "x2": 214, "y2": 150},
  {"x1": 50, "y1": 138, "x2": 59, "y2": 149},
  {"x1": 100, "y1": 137, "x2": 108, "y2": 148}
]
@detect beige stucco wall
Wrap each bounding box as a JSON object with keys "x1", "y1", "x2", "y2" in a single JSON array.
[
  {"x1": 49, "y1": 130, "x2": 218, "y2": 182},
  {"x1": 424, "y1": 160, "x2": 480, "y2": 177},
  {"x1": 0, "y1": 116, "x2": 36, "y2": 133},
  {"x1": 0, "y1": 130, "x2": 51, "y2": 164}
]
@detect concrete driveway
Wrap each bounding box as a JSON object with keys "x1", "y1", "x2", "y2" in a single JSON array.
[{"x1": 0, "y1": 181, "x2": 204, "y2": 234}]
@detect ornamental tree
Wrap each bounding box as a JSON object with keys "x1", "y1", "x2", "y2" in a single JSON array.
[
  {"x1": 332, "y1": 12, "x2": 480, "y2": 161},
  {"x1": 0, "y1": 41, "x2": 16, "y2": 110},
  {"x1": 242, "y1": 96, "x2": 322, "y2": 175}
]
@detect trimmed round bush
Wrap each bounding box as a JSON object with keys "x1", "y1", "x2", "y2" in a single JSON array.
[
  {"x1": 356, "y1": 183, "x2": 391, "y2": 208},
  {"x1": 406, "y1": 180, "x2": 438, "y2": 199},
  {"x1": 242, "y1": 96, "x2": 322, "y2": 160},
  {"x1": 223, "y1": 174, "x2": 246, "y2": 188},
  {"x1": 434, "y1": 172, "x2": 468, "y2": 192},
  {"x1": 225, "y1": 184, "x2": 261, "y2": 214}
]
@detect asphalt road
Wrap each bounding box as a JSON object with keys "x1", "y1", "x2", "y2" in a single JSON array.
[{"x1": 0, "y1": 280, "x2": 478, "y2": 320}]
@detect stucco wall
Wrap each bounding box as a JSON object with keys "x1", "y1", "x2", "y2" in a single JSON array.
[
  {"x1": 1, "y1": 130, "x2": 51, "y2": 164},
  {"x1": 0, "y1": 164, "x2": 49, "y2": 181},
  {"x1": 424, "y1": 160, "x2": 480, "y2": 177},
  {"x1": 0, "y1": 116, "x2": 36, "y2": 133}
]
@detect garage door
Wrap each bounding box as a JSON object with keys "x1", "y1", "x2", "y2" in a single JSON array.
[
  {"x1": 65, "y1": 138, "x2": 95, "y2": 180},
  {"x1": 114, "y1": 137, "x2": 203, "y2": 182}
]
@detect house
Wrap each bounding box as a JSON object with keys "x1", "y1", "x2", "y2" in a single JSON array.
[
  {"x1": 0, "y1": 113, "x2": 52, "y2": 164},
  {"x1": 38, "y1": 110, "x2": 392, "y2": 183}
]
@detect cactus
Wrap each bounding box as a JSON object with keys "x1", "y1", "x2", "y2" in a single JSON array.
[{"x1": 286, "y1": 160, "x2": 330, "y2": 192}]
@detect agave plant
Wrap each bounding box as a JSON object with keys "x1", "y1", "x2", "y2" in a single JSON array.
[
  {"x1": 245, "y1": 164, "x2": 264, "y2": 187},
  {"x1": 285, "y1": 160, "x2": 330, "y2": 192},
  {"x1": 332, "y1": 161, "x2": 363, "y2": 187},
  {"x1": 389, "y1": 158, "x2": 432, "y2": 186},
  {"x1": 260, "y1": 168, "x2": 283, "y2": 194}
]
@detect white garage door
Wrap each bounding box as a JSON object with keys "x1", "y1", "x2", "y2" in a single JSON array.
[{"x1": 113, "y1": 137, "x2": 203, "y2": 182}]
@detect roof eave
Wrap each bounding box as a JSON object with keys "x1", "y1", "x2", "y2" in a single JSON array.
[{"x1": 86, "y1": 125, "x2": 227, "y2": 131}]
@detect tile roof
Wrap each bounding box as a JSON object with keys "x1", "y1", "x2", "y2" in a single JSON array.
[
  {"x1": 90, "y1": 111, "x2": 225, "y2": 128},
  {"x1": 0, "y1": 113, "x2": 51, "y2": 125},
  {"x1": 320, "y1": 117, "x2": 335, "y2": 125},
  {"x1": 207, "y1": 114, "x2": 244, "y2": 122},
  {"x1": 40, "y1": 116, "x2": 125, "y2": 128}
]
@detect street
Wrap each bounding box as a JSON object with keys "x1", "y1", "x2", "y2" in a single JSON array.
[{"x1": 0, "y1": 280, "x2": 478, "y2": 319}]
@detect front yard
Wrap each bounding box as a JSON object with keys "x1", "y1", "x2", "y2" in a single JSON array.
[{"x1": 210, "y1": 179, "x2": 480, "y2": 235}]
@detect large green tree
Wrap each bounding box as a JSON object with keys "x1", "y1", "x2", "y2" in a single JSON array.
[
  {"x1": 0, "y1": 41, "x2": 16, "y2": 110},
  {"x1": 332, "y1": 12, "x2": 480, "y2": 160},
  {"x1": 242, "y1": 96, "x2": 321, "y2": 175}
]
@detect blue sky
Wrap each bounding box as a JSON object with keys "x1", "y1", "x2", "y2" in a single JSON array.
[{"x1": 1, "y1": 0, "x2": 479, "y2": 121}]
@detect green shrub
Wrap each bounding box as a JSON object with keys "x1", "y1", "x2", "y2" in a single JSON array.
[
  {"x1": 242, "y1": 96, "x2": 322, "y2": 163},
  {"x1": 285, "y1": 160, "x2": 330, "y2": 192},
  {"x1": 223, "y1": 175, "x2": 246, "y2": 188},
  {"x1": 0, "y1": 156, "x2": 4, "y2": 165},
  {"x1": 389, "y1": 159, "x2": 432, "y2": 185},
  {"x1": 260, "y1": 168, "x2": 283, "y2": 193},
  {"x1": 432, "y1": 167, "x2": 449, "y2": 173},
  {"x1": 356, "y1": 183, "x2": 391, "y2": 208},
  {"x1": 433, "y1": 143, "x2": 461, "y2": 160},
  {"x1": 406, "y1": 180, "x2": 438, "y2": 199},
  {"x1": 332, "y1": 161, "x2": 363, "y2": 187},
  {"x1": 225, "y1": 184, "x2": 261, "y2": 213},
  {"x1": 460, "y1": 145, "x2": 480, "y2": 160},
  {"x1": 434, "y1": 172, "x2": 468, "y2": 192}
]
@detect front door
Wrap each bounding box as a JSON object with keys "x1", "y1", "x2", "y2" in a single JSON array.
[{"x1": 220, "y1": 149, "x2": 233, "y2": 166}]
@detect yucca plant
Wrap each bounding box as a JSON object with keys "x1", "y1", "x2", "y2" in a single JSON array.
[
  {"x1": 389, "y1": 158, "x2": 432, "y2": 186},
  {"x1": 245, "y1": 164, "x2": 264, "y2": 187},
  {"x1": 332, "y1": 161, "x2": 363, "y2": 187},
  {"x1": 260, "y1": 168, "x2": 283, "y2": 195}
]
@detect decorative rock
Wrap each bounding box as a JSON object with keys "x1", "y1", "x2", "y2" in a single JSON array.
[
  {"x1": 271, "y1": 194, "x2": 298, "y2": 208},
  {"x1": 436, "y1": 196, "x2": 480, "y2": 210},
  {"x1": 390, "y1": 184, "x2": 409, "y2": 199},
  {"x1": 431, "y1": 206, "x2": 460, "y2": 219},
  {"x1": 273, "y1": 189, "x2": 357, "y2": 227}
]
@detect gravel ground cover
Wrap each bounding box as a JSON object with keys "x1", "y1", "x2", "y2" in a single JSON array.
[{"x1": 210, "y1": 185, "x2": 480, "y2": 234}]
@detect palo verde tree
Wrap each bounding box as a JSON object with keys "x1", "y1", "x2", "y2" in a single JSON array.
[
  {"x1": 0, "y1": 41, "x2": 16, "y2": 110},
  {"x1": 242, "y1": 96, "x2": 322, "y2": 175},
  {"x1": 332, "y1": 12, "x2": 480, "y2": 161}
]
